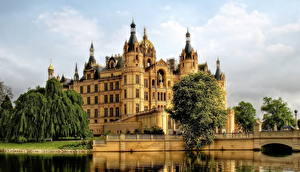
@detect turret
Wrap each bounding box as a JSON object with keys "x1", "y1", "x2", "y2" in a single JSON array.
[
  {"x1": 48, "y1": 62, "x2": 54, "y2": 80},
  {"x1": 87, "y1": 42, "x2": 96, "y2": 67},
  {"x1": 215, "y1": 58, "x2": 225, "y2": 81},
  {"x1": 179, "y1": 29, "x2": 198, "y2": 76},
  {"x1": 140, "y1": 27, "x2": 156, "y2": 68},
  {"x1": 127, "y1": 19, "x2": 139, "y2": 52}
]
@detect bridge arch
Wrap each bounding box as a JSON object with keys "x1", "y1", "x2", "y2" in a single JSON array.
[{"x1": 261, "y1": 143, "x2": 293, "y2": 155}]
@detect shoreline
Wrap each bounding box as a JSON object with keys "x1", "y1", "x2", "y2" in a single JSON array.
[{"x1": 0, "y1": 148, "x2": 92, "y2": 154}]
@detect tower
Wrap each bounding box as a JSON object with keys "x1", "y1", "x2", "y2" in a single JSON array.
[
  {"x1": 74, "y1": 63, "x2": 79, "y2": 81},
  {"x1": 179, "y1": 29, "x2": 198, "y2": 77},
  {"x1": 122, "y1": 19, "x2": 145, "y2": 115},
  {"x1": 48, "y1": 62, "x2": 54, "y2": 80},
  {"x1": 214, "y1": 58, "x2": 227, "y2": 106},
  {"x1": 140, "y1": 28, "x2": 156, "y2": 68}
]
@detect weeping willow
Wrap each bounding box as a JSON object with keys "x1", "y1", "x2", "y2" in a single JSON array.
[{"x1": 1, "y1": 78, "x2": 91, "y2": 142}]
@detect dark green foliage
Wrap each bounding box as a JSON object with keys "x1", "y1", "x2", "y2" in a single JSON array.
[
  {"x1": 0, "y1": 78, "x2": 91, "y2": 142},
  {"x1": 143, "y1": 126, "x2": 164, "y2": 135},
  {"x1": 167, "y1": 72, "x2": 227, "y2": 149},
  {"x1": 233, "y1": 101, "x2": 256, "y2": 132},
  {"x1": 261, "y1": 97, "x2": 295, "y2": 130},
  {"x1": 0, "y1": 96, "x2": 13, "y2": 140}
]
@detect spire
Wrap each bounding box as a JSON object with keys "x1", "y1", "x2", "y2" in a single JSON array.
[
  {"x1": 74, "y1": 63, "x2": 79, "y2": 81},
  {"x1": 184, "y1": 28, "x2": 192, "y2": 57},
  {"x1": 88, "y1": 42, "x2": 96, "y2": 66},
  {"x1": 143, "y1": 27, "x2": 148, "y2": 40},
  {"x1": 90, "y1": 42, "x2": 94, "y2": 57},
  {"x1": 215, "y1": 58, "x2": 222, "y2": 80},
  {"x1": 128, "y1": 18, "x2": 138, "y2": 52}
]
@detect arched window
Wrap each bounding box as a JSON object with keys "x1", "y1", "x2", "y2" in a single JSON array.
[
  {"x1": 168, "y1": 81, "x2": 171, "y2": 87},
  {"x1": 152, "y1": 79, "x2": 155, "y2": 86},
  {"x1": 147, "y1": 59, "x2": 151, "y2": 67}
]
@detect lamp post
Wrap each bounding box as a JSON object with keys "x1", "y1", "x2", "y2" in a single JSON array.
[{"x1": 295, "y1": 110, "x2": 298, "y2": 130}]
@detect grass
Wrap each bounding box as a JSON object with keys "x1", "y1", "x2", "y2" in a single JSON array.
[{"x1": 0, "y1": 140, "x2": 91, "y2": 150}]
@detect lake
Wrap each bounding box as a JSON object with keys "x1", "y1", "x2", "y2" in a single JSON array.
[{"x1": 0, "y1": 151, "x2": 299, "y2": 171}]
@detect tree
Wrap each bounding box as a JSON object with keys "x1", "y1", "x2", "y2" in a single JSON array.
[
  {"x1": 6, "y1": 78, "x2": 91, "y2": 142},
  {"x1": 0, "y1": 81, "x2": 13, "y2": 105},
  {"x1": 233, "y1": 101, "x2": 256, "y2": 132},
  {"x1": 0, "y1": 95, "x2": 13, "y2": 140},
  {"x1": 167, "y1": 72, "x2": 227, "y2": 149},
  {"x1": 261, "y1": 97, "x2": 294, "y2": 130}
]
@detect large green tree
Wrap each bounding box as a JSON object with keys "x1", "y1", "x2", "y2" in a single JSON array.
[
  {"x1": 167, "y1": 72, "x2": 227, "y2": 149},
  {"x1": 233, "y1": 101, "x2": 256, "y2": 132},
  {"x1": 261, "y1": 97, "x2": 295, "y2": 130},
  {"x1": 5, "y1": 78, "x2": 91, "y2": 142},
  {"x1": 0, "y1": 95, "x2": 13, "y2": 140}
]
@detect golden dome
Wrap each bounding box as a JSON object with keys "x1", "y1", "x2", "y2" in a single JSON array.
[
  {"x1": 48, "y1": 63, "x2": 54, "y2": 70},
  {"x1": 140, "y1": 28, "x2": 155, "y2": 50}
]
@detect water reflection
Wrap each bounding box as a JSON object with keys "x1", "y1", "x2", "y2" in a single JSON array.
[
  {"x1": 0, "y1": 151, "x2": 300, "y2": 171},
  {"x1": 92, "y1": 151, "x2": 300, "y2": 172}
]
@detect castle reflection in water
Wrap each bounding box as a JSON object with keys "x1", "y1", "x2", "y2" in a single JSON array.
[
  {"x1": 1, "y1": 151, "x2": 300, "y2": 171},
  {"x1": 92, "y1": 151, "x2": 300, "y2": 171}
]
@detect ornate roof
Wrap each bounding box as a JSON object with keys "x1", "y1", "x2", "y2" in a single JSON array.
[
  {"x1": 48, "y1": 64, "x2": 54, "y2": 70},
  {"x1": 140, "y1": 28, "x2": 155, "y2": 50}
]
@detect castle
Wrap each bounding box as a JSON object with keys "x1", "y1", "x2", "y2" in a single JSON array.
[{"x1": 47, "y1": 20, "x2": 235, "y2": 135}]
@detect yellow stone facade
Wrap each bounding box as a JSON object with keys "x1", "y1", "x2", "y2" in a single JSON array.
[{"x1": 49, "y1": 21, "x2": 234, "y2": 135}]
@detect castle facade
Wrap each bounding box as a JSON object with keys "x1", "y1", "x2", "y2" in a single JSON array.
[{"x1": 48, "y1": 21, "x2": 234, "y2": 135}]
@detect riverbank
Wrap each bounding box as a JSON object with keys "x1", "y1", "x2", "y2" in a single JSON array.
[{"x1": 0, "y1": 140, "x2": 92, "y2": 154}]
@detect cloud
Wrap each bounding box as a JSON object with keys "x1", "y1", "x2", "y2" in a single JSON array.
[
  {"x1": 36, "y1": 7, "x2": 102, "y2": 48},
  {"x1": 153, "y1": 2, "x2": 300, "y2": 116}
]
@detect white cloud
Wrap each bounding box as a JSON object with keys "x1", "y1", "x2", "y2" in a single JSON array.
[
  {"x1": 36, "y1": 7, "x2": 102, "y2": 48},
  {"x1": 153, "y1": 2, "x2": 300, "y2": 116}
]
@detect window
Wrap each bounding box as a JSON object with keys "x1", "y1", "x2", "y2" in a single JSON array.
[
  {"x1": 110, "y1": 95, "x2": 114, "y2": 103},
  {"x1": 136, "y1": 103, "x2": 140, "y2": 113},
  {"x1": 115, "y1": 81, "x2": 120, "y2": 90},
  {"x1": 104, "y1": 95, "x2": 108, "y2": 103},
  {"x1": 95, "y1": 96, "x2": 98, "y2": 104},
  {"x1": 95, "y1": 84, "x2": 98, "y2": 92},
  {"x1": 104, "y1": 119, "x2": 107, "y2": 123},
  {"x1": 136, "y1": 75, "x2": 140, "y2": 84},
  {"x1": 152, "y1": 92, "x2": 155, "y2": 99},
  {"x1": 168, "y1": 81, "x2": 171, "y2": 87},
  {"x1": 144, "y1": 92, "x2": 148, "y2": 100},
  {"x1": 152, "y1": 79, "x2": 155, "y2": 86},
  {"x1": 104, "y1": 83, "x2": 108, "y2": 91},
  {"x1": 80, "y1": 86, "x2": 83, "y2": 94},
  {"x1": 87, "y1": 85, "x2": 90, "y2": 93},
  {"x1": 104, "y1": 108, "x2": 108, "y2": 117},
  {"x1": 87, "y1": 109, "x2": 90, "y2": 118},
  {"x1": 94, "y1": 120, "x2": 98, "y2": 123},
  {"x1": 144, "y1": 106, "x2": 148, "y2": 111},
  {"x1": 124, "y1": 75, "x2": 127, "y2": 85},
  {"x1": 124, "y1": 90, "x2": 127, "y2": 99},
  {"x1": 115, "y1": 94, "x2": 119, "y2": 103},
  {"x1": 144, "y1": 79, "x2": 148, "y2": 88},
  {"x1": 110, "y1": 108, "x2": 114, "y2": 117},
  {"x1": 94, "y1": 109, "x2": 99, "y2": 118},
  {"x1": 110, "y1": 82, "x2": 114, "y2": 91},
  {"x1": 124, "y1": 104, "x2": 127, "y2": 115},
  {"x1": 136, "y1": 89, "x2": 140, "y2": 98},
  {"x1": 87, "y1": 74, "x2": 91, "y2": 79},
  {"x1": 116, "y1": 107, "x2": 120, "y2": 117},
  {"x1": 164, "y1": 93, "x2": 166, "y2": 101},
  {"x1": 87, "y1": 97, "x2": 90, "y2": 105},
  {"x1": 158, "y1": 92, "x2": 160, "y2": 101}
]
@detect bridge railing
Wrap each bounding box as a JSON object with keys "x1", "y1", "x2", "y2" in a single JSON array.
[
  {"x1": 104, "y1": 134, "x2": 183, "y2": 141},
  {"x1": 215, "y1": 133, "x2": 254, "y2": 139}
]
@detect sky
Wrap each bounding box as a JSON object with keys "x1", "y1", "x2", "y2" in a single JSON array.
[{"x1": 0, "y1": 0, "x2": 300, "y2": 118}]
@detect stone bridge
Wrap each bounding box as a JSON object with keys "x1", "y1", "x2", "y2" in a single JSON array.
[
  {"x1": 208, "y1": 130, "x2": 300, "y2": 151},
  {"x1": 93, "y1": 130, "x2": 300, "y2": 152}
]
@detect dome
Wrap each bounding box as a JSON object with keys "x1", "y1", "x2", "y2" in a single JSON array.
[
  {"x1": 48, "y1": 64, "x2": 54, "y2": 70},
  {"x1": 140, "y1": 39, "x2": 154, "y2": 50},
  {"x1": 140, "y1": 28, "x2": 155, "y2": 50}
]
